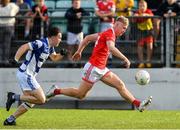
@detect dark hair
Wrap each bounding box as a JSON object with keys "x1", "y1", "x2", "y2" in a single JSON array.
[{"x1": 48, "y1": 27, "x2": 61, "y2": 37}]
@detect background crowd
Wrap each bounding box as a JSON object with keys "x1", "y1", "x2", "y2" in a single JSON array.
[{"x1": 0, "y1": 0, "x2": 180, "y2": 68}]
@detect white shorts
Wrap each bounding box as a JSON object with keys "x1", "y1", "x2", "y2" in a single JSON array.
[
  {"x1": 100, "y1": 22, "x2": 113, "y2": 32},
  {"x1": 82, "y1": 62, "x2": 110, "y2": 84},
  {"x1": 67, "y1": 32, "x2": 83, "y2": 45},
  {"x1": 16, "y1": 70, "x2": 40, "y2": 91}
]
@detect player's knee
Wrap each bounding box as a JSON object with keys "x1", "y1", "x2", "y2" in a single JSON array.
[
  {"x1": 40, "y1": 98, "x2": 46, "y2": 104},
  {"x1": 38, "y1": 96, "x2": 46, "y2": 104},
  {"x1": 76, "y1": 93, "x2": 86, "y2": 100}
]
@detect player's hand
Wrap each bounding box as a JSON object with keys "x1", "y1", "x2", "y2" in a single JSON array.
[
  {"x1": 9, "y1": 59, "x2": 18, "y2": 65},
  {"x1": 72, "y1": 52, "x2": 81, "y2": 61},
  {"x1": 60, "y1": 48, "x2": 68, "y2": 56},
  {"x1": 123, "y1": 59, "x2": 131, "y2": 68}
]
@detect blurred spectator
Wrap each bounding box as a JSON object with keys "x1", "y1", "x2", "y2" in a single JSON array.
[
  {"x1": 16, "y1": 0, "x2": 30, "y2": 39},
  {"x1": 114, "y1": 0, "x2": 134, "y2": 40},
  {"x1": 24, "y1": 0, "x2": 33, "y2": 8},
  {"x1": 134, "y1": 0, "x2": 154, "y2": 68},
  {"x1": 28, "y1": 0, "x2": 48, "y2": 40},
  {"x1": 11, "y1": 0, "x2": 33, "y2": 8},
  {"x1": 114, "y1": 0, "x2": 134, "y2": 17},
  {"x1": 0, "y1": 0, "x2": 19, "y2": 64},
  {"x1": 154, "y1": 0, "x2": 180, "y2": 38},
  {"x1": 156, "y1": 0, "x2": 180, "y2": 17},
  {"x1": 145, "y1": 0, "x2": 163, "y2": 11},
  {"x1": 95, "y1": 0, "x2": 115, "y2": 66},
  {"x1": 65, "y1": 0, "x2": 89, "y2": 62},
  {"x1": 95, "y1": 0, "x2": 115, "y2": 32}
]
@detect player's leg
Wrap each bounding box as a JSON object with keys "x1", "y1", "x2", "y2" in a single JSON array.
[
  {"x1": 4, "y1": 87, "x2": 45, "y2": 125},
  {"x1": 46, "y1": 80, "x2": 93, "y2": 100},
  {"x1": 101, "y1": 71, "x2": 152, "y2": 111},
  {"x1": 4, "y1": 70, "x2": 46, "y2": 125},
  {"x1": 20, "y1": 87, "x2": 46, "y2": 104},
  {"x1": 6, "y1": 84, "x2": 46, "y2": 112},
  {"x1": 6, "y1": 87, "x2": 45, "y2": 111},
  {"x1": 46, "y1": 62, "x2": 96, "y2": 100},
  {"x1": 4, "y1": 91, "x2": 35, "y2": 125},
  {"x1": 60, "y1": 80, "x2": 93, "y2": 99},
  {"x1": 6, "y1": 71, "x2": 46, "y2": 111},
  {"x1": 101, "y1": 71, "x2": 136, "y2": 103},
  {"x1": 11, "y1": 102, "x2": 35, "y2": 119}
]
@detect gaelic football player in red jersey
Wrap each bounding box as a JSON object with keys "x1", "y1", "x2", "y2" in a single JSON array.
[{"x1": 46, "y1": 16, "x2": 152, "y2": 112}]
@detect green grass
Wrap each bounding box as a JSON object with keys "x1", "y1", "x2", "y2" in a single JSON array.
[{"x1": 0, "y1": 108, "x2": 180, "y2": 129}]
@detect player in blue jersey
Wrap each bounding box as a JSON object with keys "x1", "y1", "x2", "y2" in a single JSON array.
[{"x1": 3, "y1": 27, "x2": 67, "y2": 125}]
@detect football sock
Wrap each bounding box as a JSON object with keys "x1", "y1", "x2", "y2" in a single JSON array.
[
  {"x1": 13, "y1": 94, "x2": 20, "y2": 101},
  {"x1": 7, "y1": 115, "x2": 15, "y2": 122},
  {"x1": 54, "y1": 89, "x2": 61, "y2": 95},
  {"x1": 133, "y1": 99, "x2": 141, "y2": 107}
]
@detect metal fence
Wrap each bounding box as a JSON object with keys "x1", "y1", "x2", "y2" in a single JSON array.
[
  {"x1": 168, "y1": 17, "x2": 180, "y2": 67},
  {"x1": 0, "y1": 15, "x2": 179, "y2": 68}
]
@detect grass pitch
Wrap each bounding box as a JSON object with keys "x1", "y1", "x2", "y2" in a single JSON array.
[{"x1": 0, "y1": 108, "x2": 180, "y2": 129}]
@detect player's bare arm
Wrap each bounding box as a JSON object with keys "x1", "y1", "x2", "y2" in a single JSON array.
[
  {"x1": 77, "y1": 33, "x2": 98, "y2": 53},
  {"x1": 72, "y1": 33, "x2": 98, "y2": 61},
  {"x1": 14, "y1": 43, "x2": 30, "y2": 62},
  {"x1": 107, "y1": 40, "x2": 130, "y2": 68}
]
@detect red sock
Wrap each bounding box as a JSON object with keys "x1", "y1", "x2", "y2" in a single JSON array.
[
  {"x1": 54, "y1": 88, "x2": 61, "y2": 95},
  {"x1": 133, "y1": 99, "x2": 141, "y2": 107}
]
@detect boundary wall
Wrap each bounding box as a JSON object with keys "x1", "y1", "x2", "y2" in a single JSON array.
[{"x1": 0, "y1": 68, "x2": 180, "y2": 110}]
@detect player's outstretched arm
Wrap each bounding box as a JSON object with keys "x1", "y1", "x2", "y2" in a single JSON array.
[
  {"x1": 14, "y1": 43, "x2": 30, "y2": 62},
  {"x1": 77, "y1": 33, "x2": 98, "y2": 53},
  {"x1": 72, "y1": 33, "x2": 98, "y2": 61},
  {"x1": 107, "y1": 40, "x2": 130, "y2": 68}
]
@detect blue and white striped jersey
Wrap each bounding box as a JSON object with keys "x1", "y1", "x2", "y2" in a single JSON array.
[{"x1": 19, "y1": 38, "x2": 55, "y2": 76}]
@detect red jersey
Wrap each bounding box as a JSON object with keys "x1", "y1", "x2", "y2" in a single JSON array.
[
  {"x1": 89, "y1": 28, "x2": 115, "y2": 69},
  {"x1": 96, "y1": 0, "x2": 115, "y2": 23}
]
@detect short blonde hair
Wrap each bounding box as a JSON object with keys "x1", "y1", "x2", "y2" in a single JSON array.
[{"x1": 116, "y1": 16, "x2": 129, "y2": 27}]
